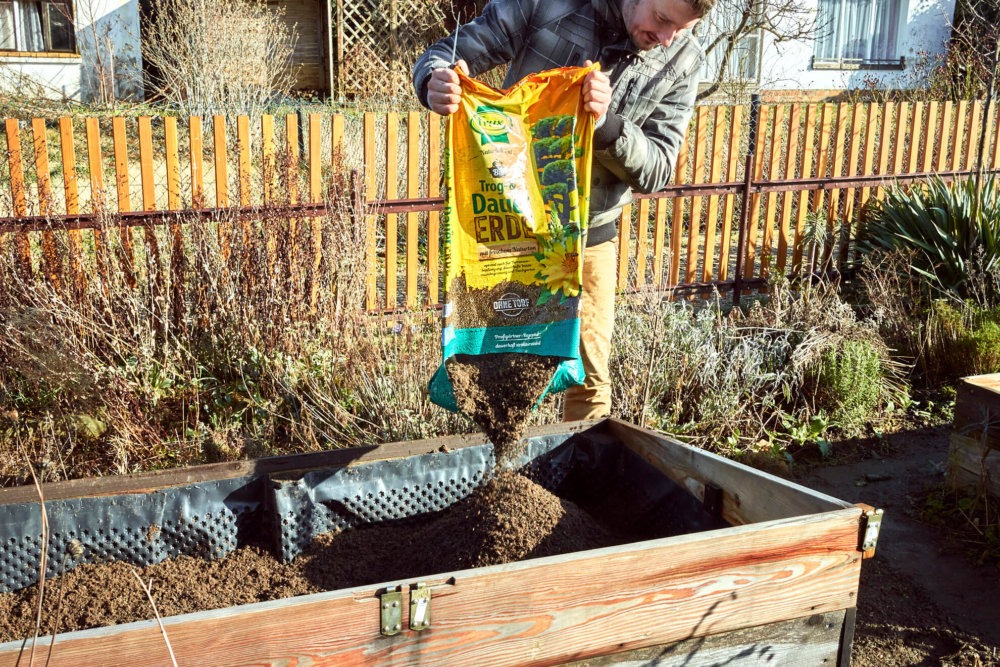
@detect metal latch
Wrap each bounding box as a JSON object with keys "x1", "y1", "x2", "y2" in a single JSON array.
[
  {"x1": 858, "y1": 506, "x2": 884, "y2": 558},
  {"x1": 379, "y1": 586, "x2": 403, "y2": 636},
  {"x1": 410, "y1": 582, "x2": 431, "y2": 631}
]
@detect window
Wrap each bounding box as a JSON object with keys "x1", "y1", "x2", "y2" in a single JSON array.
[
  {"x1": 0, "y1": 1, "x2": 75, "y2": 53},
  {"x1": 696, "y1": 0, "x2": 762, "y2": 83},
  {"x1": 812, "y1": 0, "x2": 903, "y2": 68}
]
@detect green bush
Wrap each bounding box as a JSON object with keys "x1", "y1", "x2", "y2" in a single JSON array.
[
  {"x1": 810, "y1": 339, "x2": 884, "y2": 435},
  {"x1": 860, "y1": 175, "x2": 1000, "y2": 303}
]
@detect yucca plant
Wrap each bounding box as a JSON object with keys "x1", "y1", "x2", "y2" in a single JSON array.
[{"x1": 860, "y1": 174, "x2": 1000, "y2": 302}]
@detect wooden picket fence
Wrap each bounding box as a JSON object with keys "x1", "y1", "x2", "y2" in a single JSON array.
[{"x1": 3, "y1": 99, "x2": 1000, "y2": 313}]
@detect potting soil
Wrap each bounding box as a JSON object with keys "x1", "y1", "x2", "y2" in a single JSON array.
[{"x1": 0, "y1": 473, "x2": 619, "y2": 642}]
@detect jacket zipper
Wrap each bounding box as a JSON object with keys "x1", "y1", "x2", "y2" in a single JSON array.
[{"x1": 616, "y1": 76, "x2": 636, "y2": 115}]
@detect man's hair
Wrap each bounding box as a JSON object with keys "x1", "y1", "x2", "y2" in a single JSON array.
[{"x1": 687, "y1": 0, "x2": 716, "y2": 18}]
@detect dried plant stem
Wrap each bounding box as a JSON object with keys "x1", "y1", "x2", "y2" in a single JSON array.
[
  {"x1": 131, "y1": 571, "x2": 179, "y2": 667},
  {"x1": 26, "y1": 461, "x2": 49, "y2": 667}
]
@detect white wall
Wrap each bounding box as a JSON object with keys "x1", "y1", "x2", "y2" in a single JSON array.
[
  {"x1": 758, "y1": 0, "x2": 956, "y2": 92},
  {"x1": 0, "y1": 0, "x2": 142, "y2": 102}
]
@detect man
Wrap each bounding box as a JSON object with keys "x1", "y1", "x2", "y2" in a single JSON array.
[{"x1": 413, "y1": 0, "x2": 712, "y2": 421}]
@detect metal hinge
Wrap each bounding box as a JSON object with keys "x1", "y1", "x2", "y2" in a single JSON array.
[
  {"x1": 857, "y1": 505, "x2": 884, "y2": 558},
  {"x1": 410, "y1": 582, "x2": 431, "y2": 631},
  {"x1": 379, "y1": 586, "x2": 403, "y2": 636}
]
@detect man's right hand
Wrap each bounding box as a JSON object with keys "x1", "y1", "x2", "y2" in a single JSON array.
[{"x1": 427, "y1": 60, "x2": 469, "y2": 115}]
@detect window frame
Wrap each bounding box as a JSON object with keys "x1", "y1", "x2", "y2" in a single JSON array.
[
  {"x1": 694, "y1": 1, "x2": 764, "y2": 85},
  {"x1": 811, "y1": 0, "x2": 905, "y2": 70},
  {"x1": 0, "y1": 0, "x2": 77, "y2": 56}
]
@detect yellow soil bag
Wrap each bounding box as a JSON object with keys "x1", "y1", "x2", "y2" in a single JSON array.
[{"x1": 429, "y1": 65, "x2": 596, "y2": 411}]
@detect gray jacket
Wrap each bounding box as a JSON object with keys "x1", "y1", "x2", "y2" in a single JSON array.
[{"x1": 413, "y1": 0, "x2": 705, "y2": 246}]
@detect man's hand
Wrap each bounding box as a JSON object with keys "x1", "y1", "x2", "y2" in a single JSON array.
[
  {"x1": 427, "y1": 60, "x2": 469, "y2": 116},
  {"x1": 582, "y1": 60, "x2": 611, "y2": 122}
]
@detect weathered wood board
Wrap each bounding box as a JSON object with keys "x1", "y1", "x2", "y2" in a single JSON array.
[
  {"x1": 0, "y1": 420, "x2": 869, "y2": 667},
  {"x1": 950, "y1": 374, "x2": 1000, "y2": 496}
]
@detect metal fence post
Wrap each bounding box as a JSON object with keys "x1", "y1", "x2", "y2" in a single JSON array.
[{"x1": 732, "y1": 94, "x2": 761, "y2": 310}]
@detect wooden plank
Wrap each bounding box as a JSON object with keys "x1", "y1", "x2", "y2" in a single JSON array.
[
  {"x1": 652, "y1": 196, "x2": 668, "y2": 287},
  {"x1": 823, "y1": 104, "x2": 849, "y2": 269},
  {"x1": 33, "y1": 118, "x2": 61, "y2": 288},
  {"x1": 190, "y1": 116, "x2": 205, "y2": 208},
  {"x1": 966, "y1": 100, "x2": 983, "y2": 171},
  {"x1": 777, "y1": 104, "x2": 801, "y2": 275},
  {"x1": 261, "y1": 115, "x2": 274, "y2": 205},
  {"x1": 164, "y1": 117, "x2": 180, "y2": 210},
  {"x1": 952, "y1": 373, "x2": 1000, "y2": 450},
  {"x1": 406, "y1": 110, "x2": 420, "y2": 308},
  {"x1": 427, "y1": 112, "x2": 441, "y2": 306},
  {"x1": 839, "y1": 104, "x2": 865, "y2": 265},
  {"x1": 308, "y1": 113, "x2": 324, "y2": 313},
  {"x1": 238, "y1": 116, "x2": 252, "y2": 207},
  {"x1": 5, "y1": 118, "x2": 32, "y2": 278},
  {"x1": 60, "y1": 117, "x2": 85, "y2": 291},
  {"x1": 993, "y1": 103, "x2": 1000, "y2": 170},
  {"x1": 906, "y1": 102, "x2": 923, "y2": 175},
  {"x1": 0, "y1": 506, "x2": 862, "y2": 667},
  {"x1": 950, "y1": 100, "x2": 967, "y2": 172},
  {"x1": 702, "y1": 106, "x2": 725, "y2": 282},
  {"x1": 111, "y1": 117, "x2": 135, "y2": 288},
  {"x1": 385, "y1": 112, "x2": 399, "y2": 310},
  {"x1": 685, "y1": 109, "x2": 707, "y2": 285},
  {"x1": 718, "y1": 105, "x2": 741, "y2": 281},
  {"x1": 668, "y1": 139, "x2": 688, "y2": 287},
  {"x1": 331, "y1": 113, "x2": 345, "y2": 163},
  {"x1": 616, "y1": 204, "x2": 632, "y2": 291},
  {"x1": 604, "y1": 419, "x2": 854, "y2": 522},
  {"x1": 635, "y1": 197, "x2": 650, "y2": 286},
  {"x1": 759, "y1": 104, "x2": 784, "y2": 279},
  {"x1": 743, "y1": 106, "x2": 768, "y2": 280},
  {"x1": 792, "y1": 104, "x2": 816, "y2": 274},
  {"x1": 937, "y1": 101, "x2": 953, "y2": 172},
  {"x1": 308, "y1": 113, "x2": 322, "y2": 203},
  {"x1": 137, "y1": 117, "x2": 155, "y2": 211},
  {"x1": 214, "y1": 115, "x2": 229, "y2": 208},
  {"x1": 364, "y1": 112, "x2": 377, "y2": 310},
  {"x1": 137, "y1": 116, "x2": 161, "y2": 278},
  {"x1": 921, "y1": 101, "x2": 939, "y2": 174},
  {"x1": 892, "y1": 102, "x2": 908, "y2": 175},
  {"x1": 873, "y1": 102, "x2": 893, "y2": 203},
  {"x1": 285, "y1": 114, "x2": 301, "y2": 289},
  {"x1": 560, "y1": 610, "x2": 848, "y2": 666},
  {"x1": 85, "y1": 117, "x2": 108, "y2": 282},
  {"x1": 947, "y1": 433, "x2": 1000, "y2": 497}
]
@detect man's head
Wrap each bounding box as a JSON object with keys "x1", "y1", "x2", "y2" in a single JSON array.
[{"x1": 620, "y1": 0, "x2": 713, "y2": 51}]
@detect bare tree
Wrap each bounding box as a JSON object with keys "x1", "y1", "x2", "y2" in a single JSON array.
[
  {"x1": 142, "y1": 0, "x2": 297, "y2": 117},
  {"x1": 695, "y1": 0, "x2": 814, "y2": 100}
]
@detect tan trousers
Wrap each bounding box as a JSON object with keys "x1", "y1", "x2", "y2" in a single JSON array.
[{"x1": 563, "y1": 239, "x2": 617, "y2": 421}]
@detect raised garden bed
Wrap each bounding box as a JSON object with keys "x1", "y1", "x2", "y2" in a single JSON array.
[{"x1": 0, "y1": 419, "x2": 880, "y2": 666}]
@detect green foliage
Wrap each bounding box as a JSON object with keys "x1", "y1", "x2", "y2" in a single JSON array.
[
  {"x1": 860, "y1": 175, "x2": 1000, "y2": 302},
  {"x1": 925, "y1": 300, "x2": 1000, "y2": 381},
  {"x1": 809, "y1": 339, "x2": 884, "y2": 435}
]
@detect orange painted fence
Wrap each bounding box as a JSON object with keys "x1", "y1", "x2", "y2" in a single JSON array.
[{"x1": 3, "y1": 100, "x2": 1000, "y2": 312}]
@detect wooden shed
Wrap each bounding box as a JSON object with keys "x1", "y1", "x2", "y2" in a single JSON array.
[{"x1": 0, "y1": 419, "x2": 881, "y2": 666}]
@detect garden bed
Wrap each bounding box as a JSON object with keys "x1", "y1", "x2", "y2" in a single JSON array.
[{"x1": 0, "y1": 419, "x2": 876, "y2": 666}]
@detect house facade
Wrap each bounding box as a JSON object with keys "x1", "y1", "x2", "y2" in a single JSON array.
[
  {"x1": 0, "y1": 0, "x2": 142, "y2": 101},
  {"x1": 698, "y1": 0, "x2": 959, "y2": 99},
  {"x1": 0, "y1": 0, "x2": 959, "y2": 104}
]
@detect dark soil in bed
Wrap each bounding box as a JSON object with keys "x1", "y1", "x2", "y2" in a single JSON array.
[{"x1": 0, "y1": 472, "x2": 626, "y2": 642}]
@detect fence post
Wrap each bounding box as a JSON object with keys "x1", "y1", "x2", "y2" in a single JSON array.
[{"x1": 732, "y1": 94, "x2": 761, "y2": 310}]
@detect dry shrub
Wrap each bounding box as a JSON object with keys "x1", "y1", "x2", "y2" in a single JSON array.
[
  {"x1": 142, "y1": 0, "x2": 296, "y2": 117},
  {"x1": 0, "y1": 159, "x2": 469, "y2": 486}
]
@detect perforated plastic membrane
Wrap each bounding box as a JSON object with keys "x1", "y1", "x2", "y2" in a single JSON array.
[{"x1": 0, "y1": 428, "x2": 727, "y2": 594}]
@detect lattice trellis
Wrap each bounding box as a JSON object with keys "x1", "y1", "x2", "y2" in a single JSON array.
[{"x1": 334, "y1": 0, "x2": 450, "y2": 101}]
